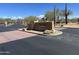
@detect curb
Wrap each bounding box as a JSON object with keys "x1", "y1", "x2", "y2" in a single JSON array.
[
  {"x1": 18, "y1": 29, "x2": 63, "y2": 36},
  {"x1": 25, "y1": 31, "x2": 47, "y2": 36},
  {"x1": 20, "y1": 30, "x2": 63, "y2": 36},
  {"x1": 19, "y1": 29, "x2": 47, "y2": 36}
]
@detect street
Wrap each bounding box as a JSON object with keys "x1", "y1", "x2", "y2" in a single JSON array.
[{"x1": 0, "y1": 24, "x2": 79, "y2": 55}]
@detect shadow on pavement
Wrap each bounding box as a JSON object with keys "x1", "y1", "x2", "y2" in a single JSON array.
[{"x1": 0, "y1": 35, "x2": 55, "y2": 55}]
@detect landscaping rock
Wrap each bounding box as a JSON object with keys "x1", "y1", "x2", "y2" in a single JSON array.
[
  {"x1": 43, "y1": 30, "x2": 54, "y2": 34},
  {"x1": 43, "y1": 29, "x2": 63, "y2": 36}
]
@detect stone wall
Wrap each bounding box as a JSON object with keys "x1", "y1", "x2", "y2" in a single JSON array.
[{"x1": 27, "y1": 22, "x2": 52, "y2": 31}]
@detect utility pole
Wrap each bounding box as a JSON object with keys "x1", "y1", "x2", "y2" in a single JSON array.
[
  {"x1": 65, "y1": 3, "x2": 68, "y2": 24},
  {"x1": 53, "y1": 6, "x2": 56, "y2": 27}
]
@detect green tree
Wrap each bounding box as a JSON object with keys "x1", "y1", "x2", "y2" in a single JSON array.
[
  {"x1": 24, "y1": 16, "x2": 39, "y2": 24},
  {"x1": 55, "y1": 8, "x2": 61, "y2": 21},
  {"x1": 60, "y1": 9, "x2": 72, "y2": 24},
  {"x1": 45, "y1": 7, "x2": 61, "y2": 26},
  {"x1": 45, "y1": 11, "x2": 54, "y2": 21},
  {"x1": 60, "y1": 4, "x2": 72, "y2": 24},
  {"x1": 0, "y1": 18, "x2": 5, "y2": 24},
  {"x1": 4, "y1": 18, "x2": 12, "y2": 24},
  {"x1": 45, "y1": 7, "x2": 56, "y2": 31}
]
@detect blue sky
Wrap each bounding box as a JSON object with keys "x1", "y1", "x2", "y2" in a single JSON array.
[{"x1": 0, "y1": 3, "x2": 78, "y2": 19}]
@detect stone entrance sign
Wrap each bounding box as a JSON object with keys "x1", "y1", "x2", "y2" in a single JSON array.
[
  {"x1": 52, "y1": 21, "x2": 55, "y2": 33},
  {"x1": 5, "y1": 21, "x2": 7, "y2": 27}
]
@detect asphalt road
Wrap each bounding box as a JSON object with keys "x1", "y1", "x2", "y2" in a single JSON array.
[
  {"x1": 0, "y1": 24, "x2": 79, "y2": 55},
  {"x1": 0, "y1": 24, "x2": 26, "y2": 32}
]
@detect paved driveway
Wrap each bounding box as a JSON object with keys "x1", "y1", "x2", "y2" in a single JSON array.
[
  {"x1": 0, "y1": 24, "x2": 79, "y2": 55},
  {"x1": 0, "y1": 30, "x2": 37, "y2": 44},
  {"x1": 0, "y1": 24, "x2": 37, "y2": 44}
]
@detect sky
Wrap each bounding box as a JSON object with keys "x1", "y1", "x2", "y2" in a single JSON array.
[{"x1": 0, "y1": 3, "x2": 79, "y2": 19}]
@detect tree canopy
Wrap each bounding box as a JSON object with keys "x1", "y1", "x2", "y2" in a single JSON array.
[
  {"x1": 45, "y1": 11, "x2": 54, "y2": 21},
  {"x1": 24, "y1": 16, "x2": 39, "y2": 24}
]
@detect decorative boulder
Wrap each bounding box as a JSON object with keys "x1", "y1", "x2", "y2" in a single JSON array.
[{"x1": 43, "y1": 30, "x2": 54, "y2": 34}]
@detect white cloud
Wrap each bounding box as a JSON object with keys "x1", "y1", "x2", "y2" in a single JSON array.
[
  {"x1": 0, "y1": 16, "x2": 24, "y2": 20},
  {"x1": 38, "y1": 15, "x2": 44, "y2": 19},
  {"x1": 17, "y1": 16, "x2": 24, "y2": 19},
  {"x1": 11, "y1": 16, "x2": 17, "y2": 19},
  {"x1": 69, "y1": 15, "x2": 79, "y2": 19},
  {"x1": 11, "y1": 16, "x2": 24, "y2": 19},
  {"x1": 1, "y1": 16, "x2": 11, "y2": 19}
]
